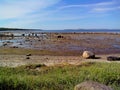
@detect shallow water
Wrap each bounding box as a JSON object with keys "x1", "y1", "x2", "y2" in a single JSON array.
[{"x1": 0, "y1": 37, "x2": 24, "y2": 47}]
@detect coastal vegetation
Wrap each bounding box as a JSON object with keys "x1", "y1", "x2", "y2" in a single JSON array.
[
  {"x1": 0, "y1": 28, "x2": 26, "y2": 31},
  {"x1": 0, "y1": 62, "x2": 119, "y2": 90},
  {"x1": 0, "y1": 27, "x2": 39, "y2": 31}
]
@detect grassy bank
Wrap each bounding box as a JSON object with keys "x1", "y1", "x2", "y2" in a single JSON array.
[{"x1": 0, "y1": 62, "x2": 120, "y2": 90}]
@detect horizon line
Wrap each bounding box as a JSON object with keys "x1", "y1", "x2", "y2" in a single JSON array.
[{"x1": 0, "y1": 27, "x2": 120, "y2": 30}]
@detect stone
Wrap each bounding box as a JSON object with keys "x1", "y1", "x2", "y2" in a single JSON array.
[
  {"x1": 107, "y1": 56, "x2": 120, "y2": 61},
  {"x1": 26, "y1": 54, "x2": 32, "y2": 56},
  {"x1": 57, "y1": 35, "x2": 64, "y2": 38},
  {"x1": 74, "y1": 81, "x2": 113, "y2": 90},
  {"x1": 12, "y1": 46, "x2": 18, "y2": 48},
  {"x1": 26, "y1": 57, "x2": 30, "y2": 59},
  {"x1": 82, "y1": 51, "x2": 95, "y2": 59},
  {"x1": 3, "y1": 43, "x2": 7, "y2": 46}
]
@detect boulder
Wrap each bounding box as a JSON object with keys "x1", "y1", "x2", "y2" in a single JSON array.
[
  {"x1": 82, "y1": 51, "x2": 95, "y2": 59},
  {"x1": 74, "y1": 81, "x2": 113, "y2": 90}
]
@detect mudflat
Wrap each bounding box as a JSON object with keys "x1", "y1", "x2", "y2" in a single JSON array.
[
  {"x1": 0, "y1": 32, "x2": 120, "y2": 55},
  {"x1": 0, "y1": 32, "x2": 120, "y2": 67}
]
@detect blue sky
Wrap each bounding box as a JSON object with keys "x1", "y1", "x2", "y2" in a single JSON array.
[{"x1": 0, "y1": 0, "x2": 120, "y2": 29}]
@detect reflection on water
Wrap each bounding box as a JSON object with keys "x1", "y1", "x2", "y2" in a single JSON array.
[{"x1": 0, "y1": 37, "x2": 24, "y2": 47}]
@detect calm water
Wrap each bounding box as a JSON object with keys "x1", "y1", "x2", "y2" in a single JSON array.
[
  {"x1": 0, "y1": 29, "x2": 120, "y2": 33},
  {"x1": 42, "y1": 29, "x2": 120, "y2": 33}
]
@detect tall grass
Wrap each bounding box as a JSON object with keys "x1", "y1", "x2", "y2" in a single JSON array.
[{"x1": 0, "y1": 62, "x2": 120, "y2": 90}]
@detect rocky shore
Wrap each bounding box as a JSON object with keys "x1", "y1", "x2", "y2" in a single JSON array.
[{"x1": 0, "y1": 32, "x2": 120, "y2": 55}]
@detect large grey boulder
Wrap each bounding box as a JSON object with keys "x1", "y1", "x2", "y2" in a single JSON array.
[
  {"x1": 74, "y1": 81, "x2": 113, "y2": 90},
  {"x1": 82, "y1": 51, "x2": 95, "y2": 59}
]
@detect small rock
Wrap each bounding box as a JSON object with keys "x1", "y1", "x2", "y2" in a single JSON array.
[
  {"x1": 12, "y1": 46, "x2": 18, "y2": 48},
  {"x1": 107, "y1": 56, "x2": 120, "y2": 61},
  {"x1": 26, "y1": 54, "x2": 32, "y2": 56},
  {"x1": 74, "y1": 81, "x2": 113, "y2": 90},
  {"x1": 26, "y1": 57, "x2": 30, "y2": 59},
  {"x1": 57, "y1": 35, "x2": 64, "y2": 38},
  {"x1": 19, "y1": 43, "x2": 23, "y2": 45},
  {"x1": 3, "y1": 43, "x2": 7, "y2": 46},
  {"x1": 82, "y1": 51, "x2": 95, "y2": 59}
]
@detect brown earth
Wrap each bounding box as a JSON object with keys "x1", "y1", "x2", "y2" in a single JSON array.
[{"x1": 0, "y1": 54, "x2": 120, "y2": 67}]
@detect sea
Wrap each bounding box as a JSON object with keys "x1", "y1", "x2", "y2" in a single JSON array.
[
  {"x1": 41, "y1": 29, "x2": 120, "y2": 33},
  {"x1": 0, "y1": 29, "x2": 120, "y2": 33}
]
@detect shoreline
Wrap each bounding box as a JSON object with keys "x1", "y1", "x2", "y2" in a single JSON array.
[{"x1": 1, "y1": 32, "x2": 120, "y2": 55}]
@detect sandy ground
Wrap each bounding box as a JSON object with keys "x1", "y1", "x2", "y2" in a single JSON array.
[{"x1": 0, "y1": 54, "x2": 120, "y2": 67}]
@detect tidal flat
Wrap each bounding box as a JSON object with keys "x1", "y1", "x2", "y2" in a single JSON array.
[
  {"x1": 1, "y1": 32, "x2": 120, "y2": 66},
  {"x1": 0, "y1": 32, "x2": 120, "y2": 90},
  {"x1": 1, "y1": 32, "x2": 120, "y2": 55}
]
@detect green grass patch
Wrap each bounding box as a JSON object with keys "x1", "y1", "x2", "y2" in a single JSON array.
[{"x1": 0, "y1": 62, "x2": 120, "y2": 90}]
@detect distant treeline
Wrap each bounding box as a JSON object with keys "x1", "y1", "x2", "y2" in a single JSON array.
[{"x1": 0, "y1": 28, "x2": 39, "y2": 31}]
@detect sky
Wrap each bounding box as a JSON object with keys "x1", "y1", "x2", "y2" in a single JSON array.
[{"x1": 0, "y1": 0, "x2": 120, "y2": 30}]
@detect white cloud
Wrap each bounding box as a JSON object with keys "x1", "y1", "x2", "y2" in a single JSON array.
[
  {"x1": 0, "y1": 0, "x2": 61, "y2": 28},
  {"x1": 92, "y1": 6, "x2": 120, "y2": 12},
  {"x1": 58, "y1": 1, "x2": 120, "y2": 14},
  {"x1": 58, "y1": 1, "x2": 115, "y2": 10},
  {"x1": 95, "y1": 1, "x2": 115, "y2": 6},
  {"x1": 0, "y1": 0, "x2": 60, "y2": 19}
]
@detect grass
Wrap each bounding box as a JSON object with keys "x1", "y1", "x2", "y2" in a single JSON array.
[{"x1": 0, "y1": 62, "x2": 120, "y2": 90}]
